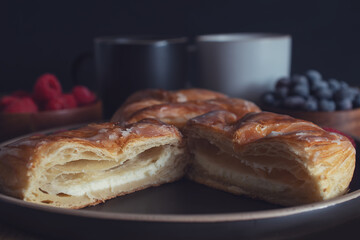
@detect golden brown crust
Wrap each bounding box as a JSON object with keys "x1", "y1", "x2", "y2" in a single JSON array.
[
  {"x1": 186, "y1": 110, "x2": 354, "y2": 165},
  {"x1": 122, "y1": 88, "x2": 228, "y2": 105},
  {"x1": 1, "y1": 119, "x2": 181, "y2": 171},
  {"x1": 111, "y1": 88, "x2": 261, "y2": 128}
]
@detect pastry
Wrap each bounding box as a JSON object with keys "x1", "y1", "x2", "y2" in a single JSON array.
[
  {"x1": 184, "y1": 110, "x2": 356, "y2": 206},
  {"x1": 0, "y1": 119, "x2": 186, "y2": 208},
  {"x1": 111, "y1": 88, "x2": 261, "y2": 128}
]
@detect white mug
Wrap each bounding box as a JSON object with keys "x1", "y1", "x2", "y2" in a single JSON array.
[{"x1": 195, "y1": 33, "x2": 292, "y2": 103}]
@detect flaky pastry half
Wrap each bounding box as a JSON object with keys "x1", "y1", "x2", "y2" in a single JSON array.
[
  {"x1": 184, "y1": 111, "x2": 356, "y2": 206},
  {"x1": 0, "y1": 119, "x2": 186, "y2": 208}
]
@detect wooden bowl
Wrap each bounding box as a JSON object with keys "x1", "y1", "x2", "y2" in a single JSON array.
[
  {"x1": 262, "y1": 106, "x2": 360, "y2": 137},
  {"x1": 0, "y1": 101, "x2": 103, "y2": 142}
]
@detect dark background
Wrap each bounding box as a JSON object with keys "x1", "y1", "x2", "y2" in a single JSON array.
[{"x1": 1, "y1": 0, "x2": 360, "y2": 93}]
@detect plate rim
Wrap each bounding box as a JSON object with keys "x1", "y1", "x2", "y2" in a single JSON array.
[{"x1": 0, "y1": 185, "x2": 359, "y2": 223}]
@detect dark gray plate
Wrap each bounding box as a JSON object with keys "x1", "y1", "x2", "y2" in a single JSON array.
[{"x1": 0, "y1": 128, "x2": 360, "y2": 240}]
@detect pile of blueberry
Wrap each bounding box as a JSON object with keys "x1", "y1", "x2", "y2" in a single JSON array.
[{"x1": 261, "y1": 70, "x2": 360, "y2": 111}]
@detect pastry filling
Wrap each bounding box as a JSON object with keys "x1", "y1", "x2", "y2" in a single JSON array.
[
  {"x1": 38, "y1": 145, "x2": 179, "y2": 197},
  {"x1": 190, "y1": 139, "x2": 307, "y2": 192}
]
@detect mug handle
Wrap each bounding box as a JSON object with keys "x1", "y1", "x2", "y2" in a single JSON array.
[{"x1": 71, "y1": 52, "x2": 94, "y2": 85}]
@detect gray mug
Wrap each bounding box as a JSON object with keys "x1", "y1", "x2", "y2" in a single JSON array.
[
  {"x1": 194, "y1": 33, "x2": 292, "y2": 103},
  {"x1": 94, "y1": 36, "x2": 188, "y2": 119}
]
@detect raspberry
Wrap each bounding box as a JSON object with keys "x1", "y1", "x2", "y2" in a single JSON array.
[
  {"x1": 3, "y1": 97, "x2": 38, "y2": 113},
  {"x1": 44, "y1": 94, "x2": 78, "y2": 111},
  {"x1": 11, "y1": 90, "x2": 32, "y2": 98},
  {"x1": 45, "y1": 98, "x2": 66, "y2": 111},
  {"x1": 33, "y1": 73, "x2": 62, "y2": 103},
  {"x1": 0, "y1": 95, "x2": 17, "y2": 111},
  {"x1": 62, "y1": 94, "x2": 77, "y2": 109},
  {"x1": 72, "y1": 85, "x2": 96, "y2": 106},
  {"x1": 322, "y1": 127, "x2": 356, "y2": 147}
]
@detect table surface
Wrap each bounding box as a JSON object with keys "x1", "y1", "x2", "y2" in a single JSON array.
[
  {"x1": 1, "y1": 217, "x2": 360, "y2": 240},
  {"x1": 0, "y1": 222, "x2": 40, "y2": 240}
]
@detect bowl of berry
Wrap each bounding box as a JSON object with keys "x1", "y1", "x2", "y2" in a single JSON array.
[
  {"x1": 0, "y1": 73, "x2": 102, "y2": 141},
  {"x1": 261, "y1": 70, "x2": 360, "y2": 137}
]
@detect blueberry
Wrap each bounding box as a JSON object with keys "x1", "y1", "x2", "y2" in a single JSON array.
[
  {"x1": 275, "y1": 77, "x2": 291, "y2": 89},
  {"x1": 319, "y1": 99, "x2": 336, "y2": 112},
  {"x1": 306, "y1": 70, "x2": 322, "y2": 82},
  {"x1": 336, "y1": 99, "x2": 353, "y2": 110},
  {"x1": 307, "y1": 77, "x2": 322, "y2": 89},
  {"x1": 283, "y1": 96, "x2": 306, "y2": 109},
  {"x1": 274, "y1": 86, "x2": 288, "y2": 99},
  {"x1": 340, "y1": 81, "x2": 349, "y2": 89},
  {"x1": 261, "y1": 92, "x2": 277, "y2": 106},
  {"x1": 310, "y1": 80, "x2": 328, "y2": 92},
  {"x1": 290, "y1": 84, "x2": 310, "y2": 97},
  {"x1": 334, "y1": 88, "x2": 356, "y2": 101},
  {"x1": 291, "y1": 74, "x2": 308, "y2": 86},
  {"x1": 314, "y1": 87, "x2": 333, "y2": 99},
  {"x1": 349, "y1": 87, "x2": 360, "y2": 99},
  {"x1": 303, "y1": 98, "x2": 318, "y2": 111},
  {"x1": 353, "y1": 94, "x2": 360, "y2": 108},
  {"x1": 307, "y1": 95, "x2": 317, "y2": 102},
  {"x1": 328, "y1": 78, "x2": 341, "y2": 92},
  {"x1": 334, "y1": 89, "x2": 348, "y2": 101}
]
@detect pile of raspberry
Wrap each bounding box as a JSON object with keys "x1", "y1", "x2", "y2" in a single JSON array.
[{"x1": 0, "y1": 73, "x2": 97, "y2": 113}]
